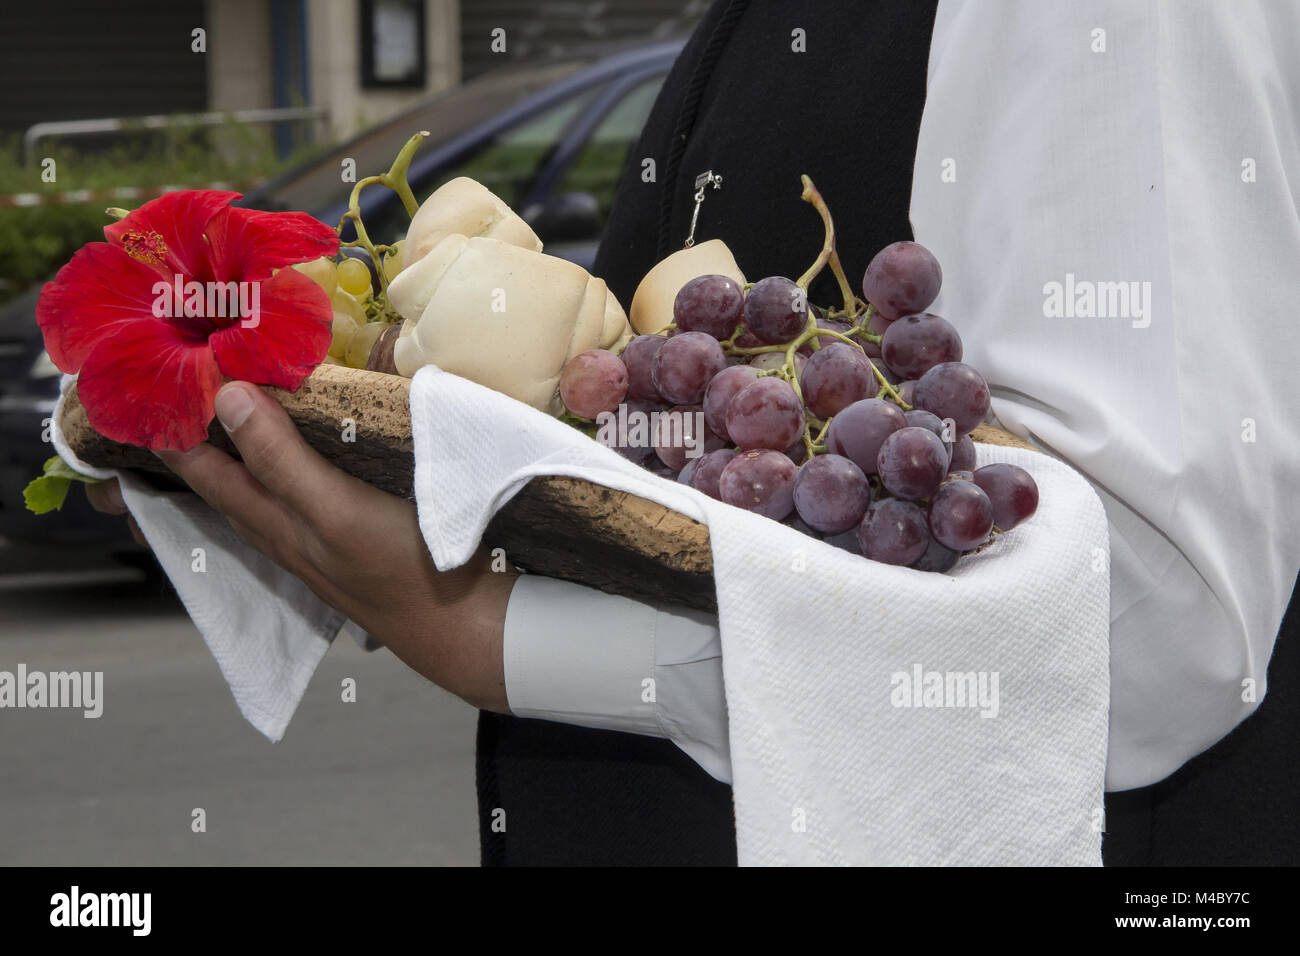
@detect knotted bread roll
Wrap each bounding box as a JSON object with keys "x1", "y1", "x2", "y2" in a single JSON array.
[{"x1": 388, "y1": 234, "x2": 631, "y2": 414}]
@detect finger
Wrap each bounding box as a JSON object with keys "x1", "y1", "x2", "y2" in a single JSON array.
[
  {"x1": 201, "y1": 381, "x2": 352, "y2": 524},
  {"x1": 226, "y1": 513, "x2": 337, "y2": 606},
  {"x1": 154, "y1": 439, "x2": 285, "y2": 532},
  {"x1": 154, "y1": 444, "x2": 319, "y2": 584},
  {"x1": 85, "y1": 477, "x2": 127, "y2": 515},
  {"x1": 126, "y1": 515, "x2": 150, "y2": 550}
]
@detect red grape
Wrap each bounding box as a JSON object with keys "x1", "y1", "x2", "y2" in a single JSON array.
[
  {"x1": 598, "y1": 398, "x2": 663, "y2": 463},
  {"x1": 800, "y1": 342, "x2": 875, "y2": 419},
  {"x1": 677, "y1": 457, "x2": 700, "y2": 486},
  {"x1": 783, "y1": 514, "x2": 819, "y2": 537},
  {"x1": 702, "y1": 364, "x2": 759, "y2": 439},
  {"x1": 674, "y1": 274, "x2": 744, "y2": 340},
  {"x1": 654, "y1": 404, "x2": 718, "y2": 472},
  {"x1": 560, "y1": 349, "x2": 628, "y2": 419},
  {"x1": 726, "y1": 377, "x2": 806, "y2": 451},
  {"x1": 793, "y1": 453, "x2": 871, "y2": 534},
  {"x1": 880, "y1": 312, "x2": 962, "y2": 380},
  {"x1": 860, "y1": 310, "x2": 893, "y2": 358},
  {"x1": 910, "y1": 535, "x2": 961, "y2": 572},
  {"x1": 912, "y1": 362, "x2": 990, "y2": 436},
  {"x1": 651, "y1": 331, "x2": 728, "y2": 404},
  {"x1": 928, "y1": 479, "x2": 994, "y2": 550},
  {"x1": 719, "y1": 449, "x2": 797, "y2": 519},
  {"x1": 858, "y1": 498, "x2": 930, "y2": 565},
  {"x1": 903, "y1": 408, "x2": 951, "y2": 444},
  {"x1": 750, "y1": 351, "x2": 806, "y2": 375},
  {"x1": 744, "y1": 276, "x2": 807, "y2": 343},
  {"x1": 870, "y1": 356, "x2": 900, "y2": 385},
  {"x1": 972, "y1": 463, "x2": 1039, "y2": 530},
  {"x1": 621, "y1": 334, "x2": 668, "y2": 401},
  {"x1": 825, "y1": 398, "x2": 906, "y2": 474},
  {"x1": 799, "y1": 317, "x2": 851, "y2": 357},
  {"x1": 948, "y1": 433, "x2": 976, "y2": 472},
  {"x1": 861, "y1": 240, "x2": 942, "y2": 320},
  {"x1": 823, "y1": 528, "x2": 863, "y2": 555},
  {"x1": 865, "y1": 310, "x2": 894, "y2": 337},
  {"x1": 876, "y1": 426, "x2": 949, "y2": 500},
  {"x1": 689, "y1": 447, "x2": 738, "y2": 500}
]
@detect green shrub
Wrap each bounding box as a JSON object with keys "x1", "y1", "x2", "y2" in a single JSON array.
[{"x1": 0, "y1": 123, "x2": 321, "y2": 305}]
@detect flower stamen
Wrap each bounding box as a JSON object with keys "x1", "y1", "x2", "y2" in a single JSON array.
[{"x1": 122, "y1": 229, "x2": 168, "y2": 266}]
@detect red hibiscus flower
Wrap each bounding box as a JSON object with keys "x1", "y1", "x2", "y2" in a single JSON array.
[{"x1": 36, "y1": 190, "x2": 339, "y2": 451}]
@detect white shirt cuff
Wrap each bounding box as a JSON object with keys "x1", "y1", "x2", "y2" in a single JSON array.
[{"x1": 503, "y1": 575, "x2": 732, "y2": 784}]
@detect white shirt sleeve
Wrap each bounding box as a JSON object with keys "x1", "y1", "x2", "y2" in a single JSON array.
[
  {"x1": 503, "y1": 574, "x2": 732, "y2": 784},
  {"x1": 911, "y1": 0, "x2": 1300, "y2": 789}
]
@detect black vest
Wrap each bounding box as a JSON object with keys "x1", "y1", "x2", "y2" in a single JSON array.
[{"x1": 476, "y1": 0, "x2": 1300, "y2": 866}]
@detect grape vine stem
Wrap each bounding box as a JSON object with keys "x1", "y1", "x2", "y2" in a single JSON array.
[
  {"x1": 336, "y1": 130, "x2": 429, "y2": 302},
  {"x1": 794, "y1": 175, "x2": 860, "y2": 319}
]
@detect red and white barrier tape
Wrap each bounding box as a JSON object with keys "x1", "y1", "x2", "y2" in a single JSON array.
[{"x1": 0, "y1": 180, "x2": 265, "y2": 208}]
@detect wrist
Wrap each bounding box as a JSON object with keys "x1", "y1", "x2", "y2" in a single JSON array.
[{"x1": 448, "y1": 565, "x2": 518, "y2": 712}]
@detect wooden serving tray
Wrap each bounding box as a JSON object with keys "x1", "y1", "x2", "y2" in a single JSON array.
[{"x1": 59, "y1": 365, "x2": 1035, "y2": 612}]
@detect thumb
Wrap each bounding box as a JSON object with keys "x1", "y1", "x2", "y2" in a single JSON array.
[{"x1": 211, "y1": 380, "x2": 345, "y2": 516}]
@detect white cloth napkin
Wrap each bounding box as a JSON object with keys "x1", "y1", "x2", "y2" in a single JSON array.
[
  {"x1": 51, "y1": 375, "x2": 349, "y2": 742},
  {"x1": 54, "y1": 365, "x2": 1110, "y2": 863},
  {"x1": 409, "y1": 365, "x2": 1111, "y2": 866}
]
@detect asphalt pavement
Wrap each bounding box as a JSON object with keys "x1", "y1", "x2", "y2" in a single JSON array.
[{"x1": 0, "y1": 539, "x2": 480, "y2": 866}]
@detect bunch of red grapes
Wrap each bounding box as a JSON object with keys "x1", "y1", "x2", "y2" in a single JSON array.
[{"x1": 559, "y1": 240, "x2": 1038, "y2": 572}]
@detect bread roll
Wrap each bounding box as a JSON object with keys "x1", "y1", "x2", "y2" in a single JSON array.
[
  {"x1": 628, "y1": 239, "x2": 746, "y2": 334},
  {"x1": 389, "y1": 234, "x2": 633, "y2": 414}
]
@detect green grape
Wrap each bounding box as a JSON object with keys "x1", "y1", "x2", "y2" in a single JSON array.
[
  {"x1": 293, "y1": 256, "x2": 338, "y2": 297},
  {"x1": 331, "y1": 288, "x2": 366, "y2": 325},
  {"x1": 345, "y1": 321, "x2": 386, "y2": 369},
  {"x1": 329, "y1": 311, "x2": 360, "y2": 359},
  {"x1": 337, "y1": 257, "x2": 373, "y2": 297}
]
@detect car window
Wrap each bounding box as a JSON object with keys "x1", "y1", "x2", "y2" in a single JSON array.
[
  {"x1": 368, "y1": 83, "x2": 606, "y2": 242},
  {"x1": 549, "y1": 75, "x2": 665, "y2": 227},
  {"x1": 245, "y1": 60, "x2": 587, "y2": 216}
]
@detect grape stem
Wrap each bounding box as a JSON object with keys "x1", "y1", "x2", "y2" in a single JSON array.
[
  {"x1": 794, "y1": 178, "x2": 833, "y2": 293},
  {"x1": 710, "y1": 174, "x2": 914, "y2": 453},
  {"x1": 868, "y1": 358, "x2": 909, "y2": 409},
  {"x1": 827, "y1": 249, "x2": 859, "y2": 319},
  {"x1": 559, "y1": 411, "x2": 599, "y2": 438},
  {"x1": 846, "y1": 303, "x2": 878, "y2": 336},
  {"x1": 728, "y1": 341, "x2": 792, "y2": 355},
  {"x1": 336, "y1": 130, "x2": 430, "y2": 303},
  {"x1": 794, "y1": 175, "x2": 860, "y2": 319}
]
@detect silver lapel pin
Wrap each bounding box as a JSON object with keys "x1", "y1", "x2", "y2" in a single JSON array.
[{"x1": 684, "y1": 170, "x2": 723, "y2": 247}]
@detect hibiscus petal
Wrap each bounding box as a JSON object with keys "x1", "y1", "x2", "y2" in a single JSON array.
[
  {"x1": 104, "y1": 190, "x2": 240, "y2": 281},
  {"x1": 77, "y1": 319, "x2": 224, "y2": 451},
  {"x1": 206, "y1": 206, "x2": 340, "y2": 281},
  {"x1": 36, "y1": 242, "x2": 179, "y2": 373},
  {"x1": 208, "y1": 267, "x2": 333, "y2": 390}
]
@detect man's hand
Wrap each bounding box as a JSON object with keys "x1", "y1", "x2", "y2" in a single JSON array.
[{"x1": 90, "y1": 380, "x2": 517, "y2": 713}]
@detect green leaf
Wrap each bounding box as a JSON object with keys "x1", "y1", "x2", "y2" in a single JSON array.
[
  {"x1": 22, "y1": 455, "x2": 103, "y2": 515},
  {"x1": 23, "y1": 474, "x2": 71, "y2": 514}
]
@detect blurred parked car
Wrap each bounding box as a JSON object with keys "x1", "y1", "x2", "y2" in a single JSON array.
[{"x1": 0, "y1": 39, "x2": 681, "y2": 545}]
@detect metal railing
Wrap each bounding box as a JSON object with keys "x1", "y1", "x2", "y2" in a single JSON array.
[{"x1": 23, "y1": 106, "x2": 329, "y2": 166}]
